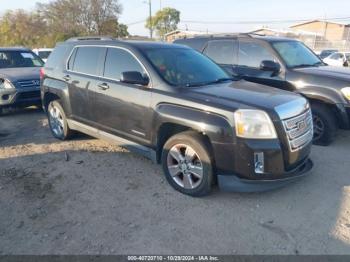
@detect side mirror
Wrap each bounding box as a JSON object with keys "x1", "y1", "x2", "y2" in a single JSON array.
[
  {"x1": 260, "y1": 60, "x2": 281, "y2": 75},
  {"x1": 121, "y1": 71, "x2": 149, "y2": 86}
]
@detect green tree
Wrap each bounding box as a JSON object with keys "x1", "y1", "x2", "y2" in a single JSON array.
[{"x1": 145, "y1": 7, "x2": 180, "y2": 39}]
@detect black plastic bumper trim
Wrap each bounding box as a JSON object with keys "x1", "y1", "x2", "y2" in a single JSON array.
[{"x1": 217, "y1": 158, "x2": 313, "y2": 193}]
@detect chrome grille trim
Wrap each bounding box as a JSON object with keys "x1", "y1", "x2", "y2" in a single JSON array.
[
  {"x1": 17, "y1": 79, "x2": 40, "y2": 88},
  {"x1": 282, "y1": 109, "x2": 313, "y2": 152}
]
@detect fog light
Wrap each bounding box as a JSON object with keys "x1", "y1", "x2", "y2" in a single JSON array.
[
  {"x1": 2, "y1": 94, "x2": 9, "y2": 101},
  {"x1": 254, "y1": 152, "x2": 264, "y2": 174}
]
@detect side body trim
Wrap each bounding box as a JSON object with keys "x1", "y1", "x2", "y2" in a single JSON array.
[{"x1": 67, "y1": 119, "x2": 157, "y2": 163}]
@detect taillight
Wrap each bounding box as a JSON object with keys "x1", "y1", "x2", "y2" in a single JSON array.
[{"x1": 40, "y1": 68, "x2": 45, "y2": 80}]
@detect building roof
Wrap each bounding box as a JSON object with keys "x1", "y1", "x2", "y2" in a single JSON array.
[
  {"x1": 250, "y1": 27, "x2": 322, "y2": 36},
  {"x1": 291, "y1": 19, "x2": 350, "y2": 28},
  {"x1": 164, "y1": 30, "x2": 208, "y2": 37}
]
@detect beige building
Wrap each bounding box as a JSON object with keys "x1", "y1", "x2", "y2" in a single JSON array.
[
  {"x1": 290, "y1": 20, "x2": 350, "y2": 42},
  {"x1": 164, "y1": 30, "x2": 207, "y2": 42}
]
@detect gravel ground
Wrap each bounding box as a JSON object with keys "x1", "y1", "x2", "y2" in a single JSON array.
[{"x1": 0, "y1": 107, "x2": 349, "y2": 255}]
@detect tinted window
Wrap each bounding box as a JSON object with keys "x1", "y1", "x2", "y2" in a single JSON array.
[
  {"x1": 175, "y1": 38, "x2": 208, "y2": 51},
  {"x1": 0, "y1": 51, "x2": 44, "y2": 68},
  {"x1": 45, "y1": 45, "x2": 70, "y2": 69},
  {"x1": 73, "y1": 47, "x2": 105, "y2": 75},
  {"x1": 238, "y1": 41, "x2": 275, "y2": 68},
  {"x1": 104, "y1": 48, "x2": 144, "y2": 80},
  {"x1": 204, "y1": 40, "x2": 236, "y2": 65},
  {"x1": 145, "y1": 48, "x2": 229, "y2": 86},
  {"x1": 38, "y1": 51, "x2": 52, "y2": 60}
]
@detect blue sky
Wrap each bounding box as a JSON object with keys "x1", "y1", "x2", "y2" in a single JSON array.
[{"x1": 2, "y1": 0, "x2": 350, "y2": 36}]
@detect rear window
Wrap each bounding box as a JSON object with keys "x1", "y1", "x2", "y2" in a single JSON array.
[
  {"x1": 45, "y1": 45, "x2": 71, "y2": 69},
  {"x1": 203, "y1": 40, "x2": 236, "y2": 65},
  {"x1": 38, "y1": 51, "x2": 52, "y2": 60},
  {"x1": 72, "y1": 47, "x2": 105, "y2": 75},
  {"x1": 0, "y1": 51, "x2": 44, "y2": 68},
  {"x1": 174, "y1": 38, "x2": 208, "y2": 51}
]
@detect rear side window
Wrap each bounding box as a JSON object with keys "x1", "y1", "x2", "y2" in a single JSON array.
[
  {"x1": 72, "y1": 47, "x2": 105, "y2": 75},
  {"x1": 238, "y1": 41, "x2": 275, "y2": 68},
  {"x1": 203, "y1": 40, "x2": 236, "y2": 65},
  {"x1": 103, "y1": 48, "x2": 144, "y2": 80}
]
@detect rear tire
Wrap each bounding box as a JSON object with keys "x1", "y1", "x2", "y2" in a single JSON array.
[
  {"x1": 161, "y1": 131, "x2": 213, "y2": 197},
  {"x1": 311, "y1": 103, "x2": 337, "y2": 146},
  {"x1": 47, "y1": 100, "x2": 73, "y2": 140}
]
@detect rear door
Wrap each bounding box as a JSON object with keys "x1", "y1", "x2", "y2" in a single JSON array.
[
  {"x1": 90, "y1": 47, "x2": 153, "y2": 144},
  {"x1": 202, "y1": 39, "x2": 238, "y2": 76},
  {"x1": 236, "y1": 39, "x2": 286, "y2": 88},
  {"x1": 66, "y1": 46, "x2": 106, "y2": 124}
]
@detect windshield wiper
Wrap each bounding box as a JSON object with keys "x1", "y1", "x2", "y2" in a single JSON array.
[
  {"x1": 292, "y1": 64, "x2": 315, "y2": 68},
  {"x1": 184, "y1": 77, "x2": 235, "y2": 88},
  {"x1": 292, "y1": 61, "x2": 324, "y2": 68}
]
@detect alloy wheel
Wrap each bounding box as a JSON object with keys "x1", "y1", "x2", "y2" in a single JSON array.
[
  {"x1": 166, "y1": 144, "x2": 203, "y2": 190},
  {"x1": 48, "y1": 103, "x2": 64, "y2": 137}
]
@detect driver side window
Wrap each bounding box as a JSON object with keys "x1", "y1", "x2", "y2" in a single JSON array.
[{"x1": 238, "y1": 41, "x2": 275, "y2": 68}]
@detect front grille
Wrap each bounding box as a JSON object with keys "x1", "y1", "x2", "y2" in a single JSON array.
[
  {"x1": 17, "y1": 91, "x2": 41, "y2": 100},
  {"x1": 17, "y1": 79, "x2": 40, "y2": 89},
  {"x1": 282, "y1": 109, "x2": 313, "y2": 152}
]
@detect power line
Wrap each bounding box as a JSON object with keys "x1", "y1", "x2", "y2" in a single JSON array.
[{"x1": 180, "y1": 16, "x2": 350, "y2": 25}]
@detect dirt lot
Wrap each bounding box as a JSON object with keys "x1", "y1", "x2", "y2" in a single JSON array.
[{"x1": 0, "y1": 108, "x2": 349, "y2": 255}]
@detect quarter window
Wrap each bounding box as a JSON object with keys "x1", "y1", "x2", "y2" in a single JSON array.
[
  {"x1": 104, "y1": 48, "x2": 144, "y2": 80},
  {"x1": 238, "y1": 41, "x2": 275, "y2": 68},
  {"x1": 204, "y1": 40, "x2": 236, "y2": 65},
  {"x1": 72, "y1": 47, "x2": 105, "y2": 75}
]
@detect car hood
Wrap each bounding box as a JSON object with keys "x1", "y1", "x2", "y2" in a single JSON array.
[
  {"x1": 294, "y1": 66, "x2": 350, "y2": 82},
  {"x1": 0, "y1": 67, "x2": 41, "y2": 82},
  {"x1": 184, "y1": 80, "x2": 306, "y2": 119}
]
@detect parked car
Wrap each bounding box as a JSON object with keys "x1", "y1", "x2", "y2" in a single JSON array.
[
  {"x1": 319, "y1": 49, "x2": 338, "y2": 60},
  {"x1": 33, "y1": 48, "x2": 53, "y2": 63},
  {"x1": 41, "y1": 37, "x2": 313, "y2": 196},
  {"x1": 0, "y1": 47, "x2": 44, "y2": 115},
  {"x1": 323, "y1": 52, "x2": 350, "y2": 67},
  {"x1": 175, "y1": 35, "x2": 350, "y2": 146}
]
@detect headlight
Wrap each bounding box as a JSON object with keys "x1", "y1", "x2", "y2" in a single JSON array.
[
  {"x1": 0, "y1": 79, "x2": 15, "y2": 90},
  {"x1": 234, "y1": 109, "x2": 277, "y2": 139},
  {"x1": 341, "y1": 87, "x2": 350, "y2": 100}
]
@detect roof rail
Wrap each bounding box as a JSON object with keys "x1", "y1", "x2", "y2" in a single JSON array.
[
  {"x1": 66, "y1": 36, "x2": 116, "y2": 42},
  {"x1": 178, "y1": 33, "x2": 258, "y2": 40}
]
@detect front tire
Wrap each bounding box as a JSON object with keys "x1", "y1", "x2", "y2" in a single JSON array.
[
  {"x1": 161, "y1": 131, "x2": 214, "y2": 197},
  {"x1": 47, "y1": 100, "x2": 73, "y2": 140},
  {"x1": 311, "y1": 103, "x2": 337, "y2": 146}
]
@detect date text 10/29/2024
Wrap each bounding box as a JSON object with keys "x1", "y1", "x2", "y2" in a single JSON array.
[{"x1": 127, "y1": 256, "x2": 219, "y2": 261}]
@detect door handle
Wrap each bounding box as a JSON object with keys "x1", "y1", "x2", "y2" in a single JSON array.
[
  {"x1": 63, "y1": 75, "x2": 71, "y2": 81},
  {"x1": 98, "y1": 83, "x2": 110, "y2": 90}
]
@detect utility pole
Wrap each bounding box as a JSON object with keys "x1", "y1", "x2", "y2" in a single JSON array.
[{"x1": 148, "y1": 0, "x2": 153, "y2": 39}]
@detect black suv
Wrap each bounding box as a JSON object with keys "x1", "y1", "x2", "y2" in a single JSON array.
[
  {"x1": 0, "y1": 47, "x2": 44, "y2": 114},
  {"x1": 41, "y1": 37, "x2": 313, "y2": 196},
  {"x1": 175, "y1": 35, "x2": 350, "y2": 145}
]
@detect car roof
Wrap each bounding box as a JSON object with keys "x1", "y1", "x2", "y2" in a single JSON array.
[
  {"x1": 63, "y1": 38, "x2": 189, "y2": 50},
  {"x1": 0, "y1": 47, "x2": 31, "y2": 52},
  {"x1": 175, "y1": 34, "x2": 298, "y2": 43}
]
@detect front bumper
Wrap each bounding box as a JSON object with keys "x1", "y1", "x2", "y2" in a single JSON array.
[
  {"x1": 218, "y1": 158, "x2": 313, "y2": 192},
  {"x1": 0, "y1": 89, "x2": 41, "y2": 108}
]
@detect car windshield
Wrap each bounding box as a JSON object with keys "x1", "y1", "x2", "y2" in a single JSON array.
[
  {"x1": 38, "y1": 51, "x2": 52, "y2": 60},
  {"x1": 272, "y1": 41, "x2": 323, "y2": 68},
  {"x1": 144, "y1": 48, "x2": 231, "y2": 87},
  {"x1": 0, "y1": 51, "x2": 44, "y2": 69}
]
